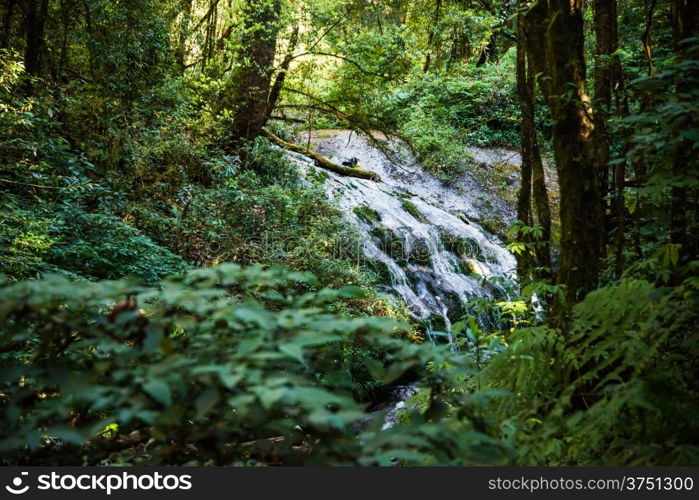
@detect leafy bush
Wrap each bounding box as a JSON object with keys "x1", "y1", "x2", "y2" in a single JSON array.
[
  {"x1": 394, "y1": 50, "x2": 525, "y2": 182},
  {"x1": 479, "y1": 277, "x2": 699, "y2": 465},
  {"x1": 143, "y1": 139, "x2": 375, "y2": 289},
  {"x1": 0, "y1": 50, "x2": 188, "y2": 283},
  {"x1": 0, "y1": 264, "x2": 512, "y2": 466},
  {"x1": 0, "y1": 192, "x2": 186, "y2": 282}
]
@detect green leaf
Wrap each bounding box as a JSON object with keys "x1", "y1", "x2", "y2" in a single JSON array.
[
  {"x1": 143, "y1": 379, "x2": 172, "y2": 407},
  {"x1": 279, "y1": 343, "x2": 305, "y2": 363},
  {"x1": 49, "y1": 426, "x2": 89, "y2": 445},
  {"x1": 195, "y1": 389, "x2": 220, "y2": 418},
  {"x1": 338, "y1": 285, "x2": 366, "y2": 299}
]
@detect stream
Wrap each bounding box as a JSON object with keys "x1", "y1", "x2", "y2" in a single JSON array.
[
  {"x1": 285, "y1": 130, "x2": 517, "y2": 426},
  {"x1": 288, "y1": 131, "x2": 516, "y2": 334}
]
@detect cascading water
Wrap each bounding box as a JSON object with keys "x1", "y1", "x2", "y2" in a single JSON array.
[
  {"x1": 285, "y1": 130, "x2": 516, "y2": 348},
  {"x1": 283, "y1": 130, "x2": 517, "y2": 429}
]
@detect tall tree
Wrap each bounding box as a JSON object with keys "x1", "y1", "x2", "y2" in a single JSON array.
[
  {"x1": 544, "y1": 0, "x2": 601, "y2": 302},
  {"x1": 223, "y1": 0, "x2": 282, "y2": 143},
  {"x1": 174, "y1": 0, "x2": 194, "y2": 72},
  {"x1": 669, "y1": 0, "x2": 699, "y2": 260},
  {"x1": 21, "y1": 0, "x2": 48, "y2": 77},
  {"x1": 522, "y1": 1, "x2": 552, "y2": 278},
  {"x1": 423, "y1": 0, "x2": 442, "y2": 72},
  {"x1": 523, "y1": 0, "x2": 551, "y2": 100},
  {"x1": 515, "y1": 11, "x2": 534, "y2": 280},
  {"x1": 514, "y1": 0, "x2": 554, "y2": 282},
  {"x1": 592, "y1": 0, "x2": 620, "y2": 260},
  {"x1": 265, "y1": 24, "x2": 298, "y2": 122}
]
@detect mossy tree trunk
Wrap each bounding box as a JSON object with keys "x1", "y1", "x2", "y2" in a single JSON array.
[
  {"x1": 516, "y1": 0, "x2": 552, "y2": 282},
  {"x1": 262, "y1": 128, "x2": 381, "y2": 182},
  {"x1": 592, "y1": 0, "x2": 622, "y2": 260},
  {"x1": 545, "y1": 0, "x2": 602, "y2": 302},
  {"x1": 265, "y1": 25, "x2": 299, "y2": 123},
  {"x1": 531, "y1": 149, "x2": 552, "y2": 278},
  {"x1": 224, "y1": 0, "x2": 282, "y2": 143},
  {"x1": 515, "y1": 4, "x2": 534, "y2": 282},
  {"x1": 669, "y1": 0, "x2": 699, "y2": 261}
]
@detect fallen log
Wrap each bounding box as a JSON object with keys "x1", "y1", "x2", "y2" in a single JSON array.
[{"x1": 262, "y1": 128, "x2": 381, "y2": 182}]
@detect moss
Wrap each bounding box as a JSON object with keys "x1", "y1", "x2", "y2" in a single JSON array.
[
  {"x1": 455, "y1": 213, "x2": 471, "y2": 224},
  {"x1": 353, "y1": 204, "x2": 382, "y2": 224},
  {"x1": 367, "y1": 259, "x2": 393, "y2": 284},
  {"x1": 306, "y1": 169, "x2": 329, "y2": 185},
  {"x1": 406, "y1": 239, "x2": 432, "y2": 266},
  {"x1": 440, "y1": 232, "x2": 485, "y2": 261},
  {"x1": 401, "y1": 200, "x2": 427, "y2": 222},
  {"x1": 441, "y1": 290, "x2": 467, "y2": 321},
  {"x1": 423, "y1": 313, "x2": 447, "y2": 332},
  {"x1": 477, "y1": 214, "x2": 508, "y2": 240},
  {"x1": 371, "y1": 226, "x2": 405, "y2": 259}
]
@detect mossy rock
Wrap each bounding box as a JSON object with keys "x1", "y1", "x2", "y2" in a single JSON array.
[
  {"x1": 440, "y1": 232, "x2": 486, "y2": 261},
  {"x1": 458, "y1": 259, "x2": 480, "y2": 276},
  {"x1": 367, "y1": 259, "x2": 394, "y2": 284},
  {"x1": 455, "y1": 213, "x2": 471, "y2": 224},
  {"x1": 440, "y1": 291, "x2": 467, "y2": 321},
  {"x1": 476, "y1": 215, "x2": 508, "y2": 240},
  {"x1": 370, "y1": 226, "x2": 403, "y2": 254},
  {"x1": 418, "y1": 313, "x2": 448, "y2": 333},
  {"x1": 406, "y1": 239, "x2": 432, "y2": 266},
  {"x1": 353, "y1": 204, "x2": 382, "y2": 224},
  {"x1": 371, "y1": 226, "x2": 406, "y2": 260},
  {"x1": 401, "y1": 200, "x2": 428, "y2": 222}
]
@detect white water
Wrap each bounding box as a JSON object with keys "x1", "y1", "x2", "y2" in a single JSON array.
[{"x1": 286, "y1": 131, "x2": 516, "y2": 344}]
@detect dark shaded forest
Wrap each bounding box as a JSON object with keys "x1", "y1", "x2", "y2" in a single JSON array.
[{"x1": 0, "y1": 0, "x2": 697, "y2": 466}]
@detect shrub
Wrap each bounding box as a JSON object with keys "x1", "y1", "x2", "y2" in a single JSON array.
[
  {"x1": 0, "y1": 264, "x2": 512, "y2": 466},
  {"x1": 479, "y1": 277, "x2": 699, "y2": 465}
]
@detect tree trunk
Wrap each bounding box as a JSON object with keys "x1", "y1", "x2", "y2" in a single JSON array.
[
  {"x1": 447, "y1": 26, "x2": 470, "y2": 69},
  {"x1": 641, "y1": 0, "x2": 657, "y2": 78},
  {"x1": 1, "y1": 0, "x2": 17, "y2": 49},
  {"x1": 262, "y1": 128, "x2": 381, "y2": 182},
  {"x1": 520, "y1": 1, "x2": 553, "y2": 279},
  {"x1": 225, "y1": 0, "x2": 281, "y2": 143},
  {"x1": 669, "y1": 0, "x2": 699, "y2": 260},
  {"x1": 522, "y1": 1, "x2": 553, "y2": 278},
  {"x1": 515, "y1": 4, "x2": 534, "y2": 283},
  {"x1": 21, "y1": 0, "x2": 48, "y2": 77},
  {"x1": 423, "y1": 0, "x2": 442, "y2": 72},
  {"x1": 545, "y1": 0, "x2": 601, "y2": 302},
  {"x1": 524, "y1": 0, "x2": 552, "y2": 100},
  {"x1": 266, "y1": 25, "x2": 299, "y2": 122},
  {"x1": 592, "y1": 0, "x2": 620, "y2": 258},
  {"x1": 531, "y1": 150, "x2": 552, "y2": 278},
  {"x1": 476, "y1": 33, "x2": 496, "y2": 67},
  {"x1": 175, "y1": 0, "x2": 194, "y2": 72}
]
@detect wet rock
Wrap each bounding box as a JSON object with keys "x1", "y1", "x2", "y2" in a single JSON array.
[{"x1": 284, "y1": 130, "x2": 517, "y2": 348}]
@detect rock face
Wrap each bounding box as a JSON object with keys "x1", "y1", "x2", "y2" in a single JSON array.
[{"x1": 286, "y1": 130, "x2": 517, "y2": 347}]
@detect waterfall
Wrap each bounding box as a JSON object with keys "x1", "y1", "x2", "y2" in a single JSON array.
[{"x1": 285, "y1": 130, "x2": 516, "y2": 348}]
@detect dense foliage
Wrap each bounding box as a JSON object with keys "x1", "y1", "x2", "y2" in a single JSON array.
[{"x1": 0, "y1": 0, "x2": 697, "y2": 466}]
